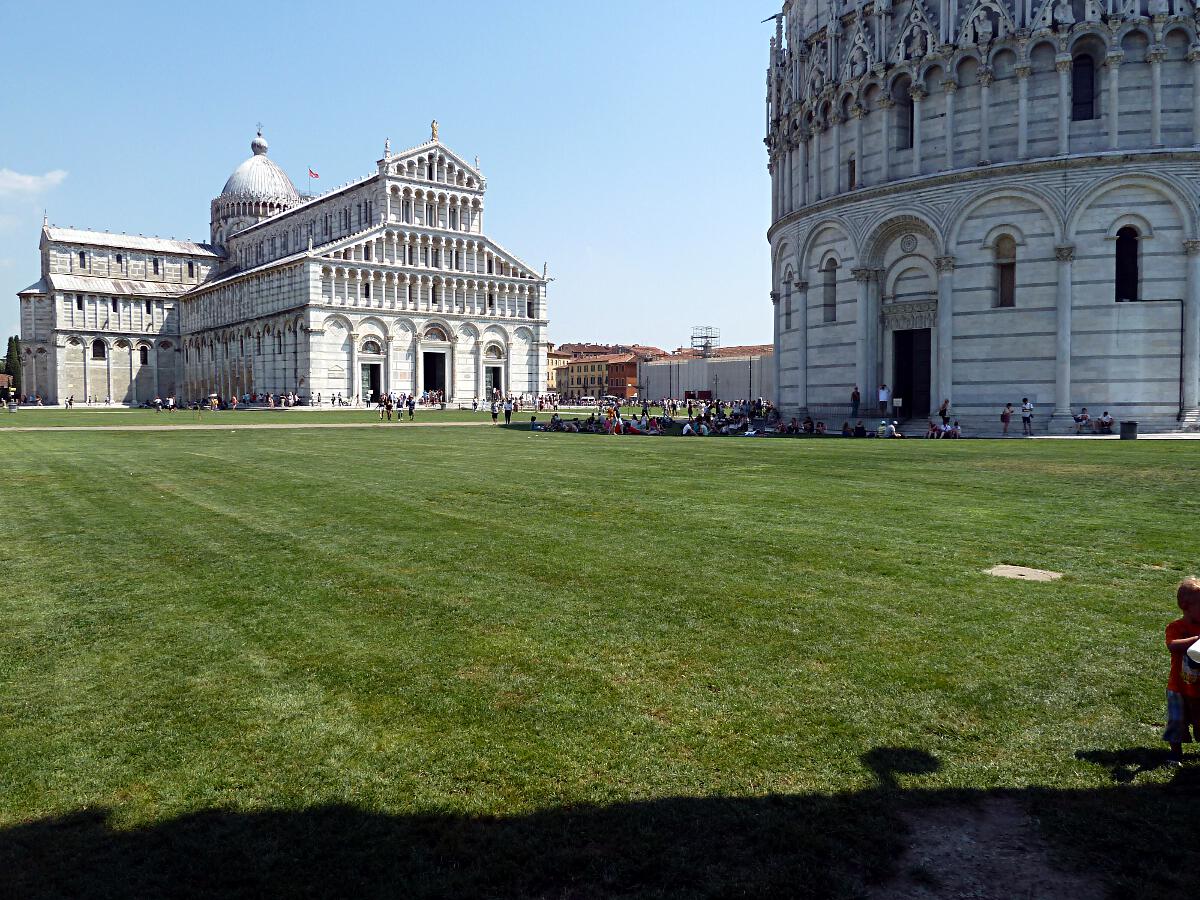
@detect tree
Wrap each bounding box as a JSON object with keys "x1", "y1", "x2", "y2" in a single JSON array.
[{"x1": 5, "y1": 336, "x2": 21, "y2": 397}]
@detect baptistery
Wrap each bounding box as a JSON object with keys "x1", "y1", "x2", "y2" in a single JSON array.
[{"x1": 766, "y1": 0, "x2": 1200, "y2": 427}]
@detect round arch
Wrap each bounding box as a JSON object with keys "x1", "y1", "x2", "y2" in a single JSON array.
[{"x1": 947, "y1": 186, "x2": 1064, "y2": 251}]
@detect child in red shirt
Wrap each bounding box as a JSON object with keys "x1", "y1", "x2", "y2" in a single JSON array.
[{"x1": 1164, "y1": 577, "x2": 1200, "y2": 763}]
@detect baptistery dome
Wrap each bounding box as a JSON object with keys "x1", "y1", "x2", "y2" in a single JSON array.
[{"x1": 766, "y1": 0, "x2": 1200, "y2": 432}]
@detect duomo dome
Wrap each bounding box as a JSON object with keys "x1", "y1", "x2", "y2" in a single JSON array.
[
  {"x1": 220, "y1": 132, "x2": 300, "y2": 203},
  {"x1": 210, "y1": 130, "x2": 301, "y2": 250}
]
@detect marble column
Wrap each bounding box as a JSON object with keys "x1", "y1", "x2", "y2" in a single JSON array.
[
  {"x1": 978, "y1": 68, "x2": 994, "y2": 163},
  {"x1": 801, "y1": 130, "x2": 811, "y2": 204},
  {"x1": 853, "y1": 267, "x2": 874, "y2": 394},
  {"x1": 1054, "y1": 245, "x2": 1075, "y2": 417},
  {"x1": 1056, "y1": 56, "x2": 1072, "y2": 155},
  {"x1": 475, "y1": 340, "x2": 484, "y2": 399},
  {"x1": 771, "y1": 290, "x2": 782, "y2": 408},
  {"x1": 935, "y1": 257, "x2": 956, "y2": 407},
  {"x1": 1016, "y1": 65, "x2": 1031, "y2": 158},
  {"x1": 412, "y1": 336, "x2": 423, "y2": 396},
  {"x1": 1191, "y1": 47, "x2": 1200, "y2": 145},
  {"x1": 105, "y1": 346, "x2": 112, "y2": 403},
  {"x1": 348, "y1": 332, "x2": 359, "y2": 402},
  {"x1": 795, "y1": 280, "x2": 809, "y2": 410},
  {"x1": 852, "y1": 106, "x2": 865, "y2": 188},
  {"x1": 152, "y1": 344, "x2": 159, "y2": 399},
  {"x1": 798, "y1": 131, "x2": 810, "y2": 206},
  {"x1": 1184, "y1": 240, "x2": 1200, "y2": 415},
  {"x1": 1107, "y1": 51, "x2": 1123, "y2": 149},
  {"x1": 878, "y1": 97, "x2": 894, "y2": 183},
  {"x1": 1149, "y1": 46, "x2": 1165, "y2": 147},
  {"x1": 942, "y1": 79, "x2": 958, "y2": 169},
  {"x1": 910, "y1": 86, "x2": 927, "y2": 176},
  {"x1": 128, "y1": 346, "x2": 135, "y2": 405},
  {"x1": 383, "y1": 336, "x2": 393, "y2": 395},
  {"x1": 832, "y1": 114, "x2": 844, "y2": 194},
  {"x1": 812, "y1": 124, "x2": 824, "y2": 201}
]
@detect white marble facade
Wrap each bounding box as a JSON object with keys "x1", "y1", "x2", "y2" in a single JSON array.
[
  {"x1": 767, "y1": 0, "x2": 1200, "y2": 426},
  {"x1": 17, "y1": 127, "x2": 549, "y2": 404}
]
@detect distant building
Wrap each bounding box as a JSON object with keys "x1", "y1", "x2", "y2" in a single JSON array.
[
  {"x1": 546, "y1": 345, "x2": 571, "y2": 393},
  {"x1": 639, "y1": 345, "x2": 775, "y2": 401}
]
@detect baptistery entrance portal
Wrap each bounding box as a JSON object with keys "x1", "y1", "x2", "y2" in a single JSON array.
[
  {"x1": 892, "y1": 328, "x2": 932, "y2": 420},
  {"x1": 486, "y1": 365, "x2": 502, "y2": 395}
]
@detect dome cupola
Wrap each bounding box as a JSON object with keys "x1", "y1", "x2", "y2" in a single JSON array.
[{"x1": 210, "y1": 129, "x2": 301, "y2": 252}]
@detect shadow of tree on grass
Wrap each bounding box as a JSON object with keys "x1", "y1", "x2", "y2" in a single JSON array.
[{"x1": 2, "y1": 748, "x2": 1197, "y2": 899}]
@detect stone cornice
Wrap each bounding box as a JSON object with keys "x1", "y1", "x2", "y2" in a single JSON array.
[{"x1": 767, "y1": 147, "x2": 1200, "y2": 241}]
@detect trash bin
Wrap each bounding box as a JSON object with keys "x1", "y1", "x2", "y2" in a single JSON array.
[
  {"x1": 6, "y1": 402, "x2": 17, "y2": 413},
  {"x1": 1119, "y1": 420, "x2": 1138, "y2": 440}
]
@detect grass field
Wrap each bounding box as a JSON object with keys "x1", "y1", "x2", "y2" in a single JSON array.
[{"x1": 1, "y1": 426, "x2": 1198, "y2": 898}]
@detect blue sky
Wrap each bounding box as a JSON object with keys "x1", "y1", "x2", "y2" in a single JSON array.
[{"x1": 0, "y1": 0, "x2": 772, "y2": 351}]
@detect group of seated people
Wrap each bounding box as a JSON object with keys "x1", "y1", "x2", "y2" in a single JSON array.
[
  {"x1": 1071, "y1": 408, "x2": 1116, "y2": 434},
  {"x1": 924, "y1": 419, "x2": 963, "y2": 439},
  {"x1": 543, "y1": 412, "x2": 674, "y2": 435}
]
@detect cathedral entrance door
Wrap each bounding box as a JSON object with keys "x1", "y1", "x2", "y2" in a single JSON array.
[
  {"x1": 422, "y1": 351, "x2": 447, "y2": 397},
  {"x1": 485, "y1": 365, "x2": 502, "y2": 396},
  {"x1": 361, "y1": 363, "x2": 381, "y2": 404},
  {"x1": 892, "y1": 328, "x2": 932, "y2": 420}
]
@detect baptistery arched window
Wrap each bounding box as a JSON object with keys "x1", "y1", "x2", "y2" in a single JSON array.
[
  {"x1": 361, "y1": 340, "x2": 381, "y2": 354},
  {"x1": 1071, "y1": 54, "x2": 1097, "y2": 121},
  {"x1": 994, "y1": 235, "x2": 1017, "y2": 308},
  {"x1": 91, "y1": 339, "x2": 106, "y2": 360},
  {"x1": 1115, "y1": 226, "x2": 1140, "y2": 301},
  {"x1": 822, "y1": 259, "x2": 838, "y2": 323},
  {"x1": 138, "y1": 346, "x2": 149, "y2": 365}
]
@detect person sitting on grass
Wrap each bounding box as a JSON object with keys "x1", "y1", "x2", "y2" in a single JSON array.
[
  {"x1": 853, "y1": 421, "x2": 867, "y2": 438},
  {"x1": 1095, "y1": 410, "x2": 1115, "y2": 434},
  {"x1": 886, "y1": 420, "x2": 904, "y2": 438},
  {"x1": 681, "y1": 420, "x2": 696, "y2": 436},
  {"x1": 926, "y1": 419, "x2": 940, "y2": 439},
  {"x1": 840, "y1": 421, "x2": 852, "y2": 437},
  {"x1": 696, "y1": 420, "x2": 711, "y2": 436},
  {"x1": 1164, "y1": 577, "x2": 1200, "y2": 765},
  {"x1": 815, "y1": 421, "x2": 827, "y2": 435},
  {"x1": 951, "y1": 420, "x2": 962, "y2": 438},
  {"x1": 1073, "y1": 407, "x2": 1091, "y2": 433},
  {"x1": 877, "y1": 420, "x2": 889, "y2": 438},
  {"x1": 802, "y1": 416, "x2": 815, "y2": 434}
]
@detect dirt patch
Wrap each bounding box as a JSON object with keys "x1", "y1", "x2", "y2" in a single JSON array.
[
  {"x1": 867, "y1": 796, "x2": 1102, "y2": 899},
  {"x1": 986, "y1": 565, "x2": 1062, "y2": 582}
]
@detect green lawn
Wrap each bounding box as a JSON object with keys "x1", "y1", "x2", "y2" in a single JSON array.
[
  {"x1": 0, "y1": 407, "x2": 504, "y2": 427},
  {"x1": 1, "y1": 429, "x2": 1197, "y2": 897}
]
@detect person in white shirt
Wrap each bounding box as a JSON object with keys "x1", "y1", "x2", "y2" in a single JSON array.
[
  {"x1": 681, "y1": 422, "x2": 695, "y2": 436},
  {"x1": 878, "y1": 384, "x2": 891, "y2": 416},
  {"x1": 1021, "y1": 398, "x2": 1035, "y2": 436}
]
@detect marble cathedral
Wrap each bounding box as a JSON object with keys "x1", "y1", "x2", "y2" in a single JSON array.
[{"x1": 17, "y1": 125, "x2": 549, "y2": 405}]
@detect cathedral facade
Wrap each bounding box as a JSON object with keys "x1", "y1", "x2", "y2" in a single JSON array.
[
  {"x1": 767, "y1": 0, "x2": 1200, "y2": 427},
  {"x1": 17, "y1": 126, "x2": 549, "y2": 405}
]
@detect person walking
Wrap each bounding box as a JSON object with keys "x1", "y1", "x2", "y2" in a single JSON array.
[
  {"x1": 851, "y1": 386, "x2": 861, "y2": 419},
  {"x1": 937, "y1": 398, "x2": 951, "y2": 426},
  {"x1": 407, "y1": 395, "x2": 416, "y2": 421},
  {"x1": 1001, "y1": 402, "x2": 1014, "y2": 435},
  {"x1": 503, "y1": 396, "x2": 513, "y2": 425},
  {"x1": 490, "y1": 399, "x2": 500, "y2": 424}
]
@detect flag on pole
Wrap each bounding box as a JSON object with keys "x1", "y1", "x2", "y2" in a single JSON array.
[{"x1": 308, "y1": 168, "x2": 319, "y2": 179}]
